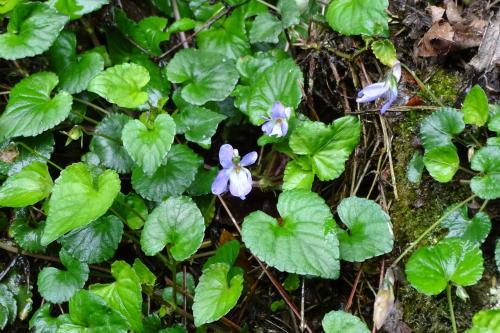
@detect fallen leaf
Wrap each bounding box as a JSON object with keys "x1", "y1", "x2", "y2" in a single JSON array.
[
  {"x1": 428, "y1": 5, "x2": 445, "y2": 24},
  {"x1": 417, "y1": 20, "x2": 455, "y2": 57},
  {"x1": 445, "y1": 0, "x2": 463, "y2": 25}
]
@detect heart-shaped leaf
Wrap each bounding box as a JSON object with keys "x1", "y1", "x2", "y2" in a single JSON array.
[
  {"x1": 28, "y1": 303, "x2": 61, "y2": 333},
  {"x1": 0, "y1": 72, "x2": 72, "y2": 140},
  {"x1": 423, "y1": 145, "x2": 459, "y2": 183},
  {"x1": 37, "y1": 249, "x2": 89, "y2": 304},
  {"x1": 90, "y1": 114, "x2": 135, "y2": 174},
  {"x1": 249, "y1": 12, "x2": 282, "y2": 44},
  {"x1": 90, "y1": 261, "x2": 143, "y2": 333},
  {"x1": 173, "y1": 106, "x2": 226, "y2": 148},
  {"x1": 283, "y1": 160, "x2": 314, "y2": 191},
  {"x1": 246, "y1": 59, "x2": 303, "y2": 124},
  {"x1": 132, "y1": 144, "x2": 202, "y2": 201},
  {"x1": 467, "y1": 309, "x2": 500, "y2": 333},
  {"x1": 122, "y1": 114, "x2": 176, "y2": 175},
  {"x1": 52, "y1": 0, "x2": 109, "y2": 20},
  {"x1": 203, "y1": 240, "x2": 240, "y2": 270},
  {"x1": 441, "y1": 206, "x2": 491, "y2": 244},
  {"x1": 322, "y1": 310, "x2": 370, "y2": 333},
  {"x1": 0, "y1": 3, "x2": 68, "y2": 60},
  {"x1": 336, "y1": 196, "x2": 393, "y2": 262},
  {"x1": 326, "y1": 0, "x2": 388, "y2": 37},
  {"x1": 405, "y1": 238, "x2": 484, "y2": 295},
  {"x1": 0, "y1": 162, "x2": 52, "y2": 207},
  {"x1": 88, "y1": 63, "x2": 150, "y2": 109},
  {"x1": 242, "y1": 189, "x2": 340, "y2": 279},
  {"x1": 462, "y1": 85, "x2": 489, "y2": 127},
  {"x1": 470, "y1": 145, "x2": 500, "y2": 199},
  {"x1": 166, "y1": 48, "x2": 239, "y2": 105},
  {"x1": 59, "y1": 215, "x2": 124, "y2": 264},
  {"x1": 420, "y1": 108, "x2": 465, "y2": 150},
  {"x1": 41, "y1": 162, "x2": 121, "y2": 245},
  {"x1": 9, "y1": 217, "x2": 46, "y2": 253},
  {"x1": 371, "y1": 39, "x2": 397, "y2": 66},
  {"x1": 140, "y1": 196, "x2": 205, "y2": 260},
  {"x1": 192, "y1": 263, "x2": 243, "y2": 327}
]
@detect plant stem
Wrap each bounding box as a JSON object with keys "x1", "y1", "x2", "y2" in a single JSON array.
[
  {"x1": 256, "y1": 0, "x2": 279, "y2": 11},
  {"x1": 447, "y1": 283, "x2": 458, "y2": 333},
  {"x1": 73, "y1": 97, "x2": 110, "y2": 115},
  {"x1": 391, "y1": 194, "x2": 476, "y2": 267},
  {"x1": 15, "y1": 142, "x2": 63, "y2": 171}
]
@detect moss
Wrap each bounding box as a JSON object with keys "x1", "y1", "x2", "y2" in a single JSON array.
[{"x1": 419, "y1": 69, "x2": 463, "y2": 106}]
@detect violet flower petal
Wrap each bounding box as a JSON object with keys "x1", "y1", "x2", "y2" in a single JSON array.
[
  {"x1": 211, "y1": 169, "x2": 230, "y2": 195},
  {"x1": 271, "y1": 102, "x2": 286, "y2": 119},
  {"x1": 356, "y1": 82, "x2": 388, "y2": 103},
  {"x1": 380, "y1": 88, "x2": 398, "y2": 114},
  {"x1": 261, "y1": 121, "x2": 275, "y2": 136},
  {"x1": 240, "y1": 151, "x2": 258, "y2": 167},
  {"x1": 219, "y1": 144, "x2": 234, "y2": 169},
  {"x1": 229, "y1": 168, "x2": 252, "y2": 199},
  {"x1": 280, "y1": 119, "x2": 288, "y2": 137}
]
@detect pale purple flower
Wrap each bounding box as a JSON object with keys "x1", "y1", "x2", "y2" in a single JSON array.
[
  {"x1": 356, "y1": 61, "x2": 401, "y2": 114},
  {"x1": 261, "y1": 102, "x2": 291, "y2": 137},
  {"x1": 211, "y1": 144, "x2": 257, "y2": 200}
]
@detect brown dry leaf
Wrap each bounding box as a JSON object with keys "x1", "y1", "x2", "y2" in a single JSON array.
[
  {"x1": 417, "y1": 20, "x2": 455, "y2": 57},
  {"x1": 453, "y1": 19, "x2": 487, "y2": 49},
  {"x1": 0, "y1": 145, "x2": 18, "y2": 163},
  {"x1": 373, "y1": 268, "x2": 396, "y2": 329},
  {"x1": 428, "y1": 5, "x2": 445, "y2": 24},
  {"x1": 445, "y1": 0, "x2": 463, "y2": 25}
]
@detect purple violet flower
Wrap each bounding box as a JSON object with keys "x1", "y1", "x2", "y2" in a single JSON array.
[
  {"x1": 211, "y1": 144, "x2": 257, "y2": 200},
  {"x1": 261, "y1": 102, "x2": 291, "y2": 137},
  {"x1": 356, "y1": 61, "x2": 401, "y2": 114}
]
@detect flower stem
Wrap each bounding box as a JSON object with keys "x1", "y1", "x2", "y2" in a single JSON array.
[
  {"x1": 73, "y1": 97, "x2": 110, "y2": 115},
  {"x1": 447, "y1": 283, "x2": 458, "y2": 333}
]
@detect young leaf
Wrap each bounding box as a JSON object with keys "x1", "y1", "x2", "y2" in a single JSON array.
[
  {"x1": 59, "y1": 215, "x2": 124, "y2": 264},
  {"x1": 89, "y1": 113, "x2": 135, "y2": 174},
  {"x1": 0, "y1": 72, "x2": 72, "y2": 139},
  {"x1": 246, "y1": 59, "x2": 303, "y2": 124},
  {"x1": 336, "y1": 196, "x2": 393, "y2": 262},
  {"x1": 0, "y1": 0, "x2": 19, "y2": 14},
  {"x1": 0, "y1": 3, "x2": 68, "y2": 60},
  {"x1": 289, "y1": 117, "x2": 361, "y2": 181},
  {"x1": 470, "y1": 145, "x2": 500, "y2": 200},
  {"x1": 322, "y1": 310, "x2": 370, "y2": 333},
  {"x1": 141, "y1": 196, "x2": 205, "y2": 260},
  {"x1": 242, "y1": 189, "x2": 340, "y2": 279},
  {"x1": 52, "y1": 0, "x2": 109, "y2": 20},
  {"x1": 58, "y1": 290, "x2": 129, "y2": 332},
  {"x1": 132, "y1": 144, "x2": 202, "y2": 201},
  {"x1": 420, "y1": 108, "x2": 465, "y2": 150},
  {"x1": 405, "y1": 238, "x2": 484, "y2": 295},
  {"x1": 90, "y1": 261, "x2": 143, "y2": 333},
  {"x1": 249, "y1": 12, "x2": 282, "y2": 44},
  {"x1": 173, "y1": 106, "x2": 226, "y2": 148},
  {"x1": 122, "y1": 114, "x2": 176, "y2": 174},
  {"x1": 466, "y1": 308, "x2": 500, "y2": 333},
  {"x1": 37, "y1": 249, "x2": 89, "y2": 304},
  {"x1": 278, "y1": 0, "x2": 300, "y2": 27},
  {"x1": 187, "y1": 167, "x2": 218, "y2": 196},
  {"x1": 88, "y1": 63, "x2": 150, "y2": 108},
  {"x1": 203, "y1": 240, "x2": 240, "y2": 270},
  {"x1": 371, "y1": 39, "x2": 397, "y2": 66},
  {"x1": 462, "y1": 85, "x2": 489, "y2": 127},
  {"x1": 406, "y1": 151, "x2": 424, "y2": 184},
  {"x1": 236, "y1": 49, "x2": 288, "y2": 85},
  {"x1": 423, "y1": 145, "x2": 459, "y2": 183},
  {"x1": 112, "y1": 193, "x2": 148, "y2": 230},
  {"x1": 166, "y1": 49, "x2": 239, "y2": 105},
  {"x1": 326, "y1": 0, "x2": 389, "y2": 37},
  {"x1": 133, "y1": 259, "x2": 157, "y2": 289},
  {"x1": 41, "y1": 163, "x2": 121, "y2": 245},
  {"x1": 0, "y1": 162, "x2": 52, "y2": 207},
  {"x1": 441, "y1": 206, "x2": 491, "y2": 244},
  {"x1": 283, "y1": 160, "x2": 314, "y2": 191},
  {"x1": 193, "y1": 263, "x2": 243, "y2": 327},
  {"x1": 9, "y1": 218, "x2": 46, "y2": 253}
]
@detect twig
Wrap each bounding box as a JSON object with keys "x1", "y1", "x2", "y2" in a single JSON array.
[
  {"x1": 344, "y1": 267, "x2": 363, "y2": 312},
  {"x1": 73, "y1": 97, "x2": 110, "y2": 115},
  {"x1": 171, "y1": 0, "x2": 189, "y2": 49}
]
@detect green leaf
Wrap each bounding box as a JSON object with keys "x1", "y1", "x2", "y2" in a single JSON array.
[
  {"x1": 9, "y1": 218, "x2": 46, "y2": 253},
  {"x1": 470, "y1": 145, "x2": 500, "y2": 199},
  {"x1": 423, "y1": 145, "x2": 459, "y2": 183},
  {"x1": 336, "y1": 196, "x2": 393, "y2": 262},
  {"x1": 488, "y1": 104, "x2": 500, "y2": 133},
  {"x1": 0, "y1": 162, "x2": 52, "y2": 207},
  {"x1": 420, "y1": 108, "x2": 465, "y2": 150},
  {"x1": 173, "y1": 106, "x2": 226, "y2": 147},
  {"x1": 132, "y1": 144, "x2": 202, "y2": 201},
  {"x1": 140, "y1": 196, "x2": 205, "y2": 260},
  {"x1": 116, "y1": 10, "x2": 169, "y2": 56},
  {"x1": 41, "y1": 162, "x2": 121, "y2": 245},
  {"x1": 122, "y1": 114, "x2": 176, "y2": 175},
  {"x1": 37, "y1": 249, "x2": 89, "y2": 304},
  {"x1": 283, "y1": 160, "x2": 314, "y2": 191},
  {"x1": 166, "y1": 18, "x2": 199, "y2": 39},
  {"x1": 441, "y1": 206, "x2": 491, "y2": 244},
  {"x1": 405, "y1": 238, "x2": 484, "y2": 295},
  {"x1": 90, "y1": 114, "x2": 135, "y2": 174},
  {"x1": 242, "y1": 189, "x2": 340, "y2": 278},
  {"x1": 52, "y1": 0, "x2": 109, "y2": 20},
  {"x1": 326, "y1": 0, "x2": 388, "y2": 37},
  {"x1": 246, "y1": 59, "x2": 303, "y2": 124},
  {"x1": 59, "y1": 290, "x2": 129, "y2": 332},
  {"x1": 466, "y1": 309, "x2": 500, "y2": 333},
  {"x1": 278, "y1": 0, "x2": 300, "y2": 28},
  {"x1": 112, "y1": 193, "x2": 148, "y2": 230},
  {"x1": 0, "y1": 3, "x2": 68, "y2": 60},
  {"x1": 236, "y1": 50, "x2": 288, "y2": 85},
  {"x1": 0, "y1": 285, "x2": 16, "y2": 329},
  {"x1": 29, "y1": 303, "x2": 61, "y2": 333},
  {"x1": 0, "y1": 72, "x2": 72, "y2": 139},
  {"x1": 249, "y1": 12, "x2": 282, "y2": 44},
  {"x1": 289, "y1": 117, "x2": 361, "y2": 181},
  {"x1": 462, "y1": 85, "x2": 489, "y2": 127},
  {"x1": 48, "y1": 31, "x2": 105, "y2": 94},
  {"x1": 90, "y1": 261, "x2": 143, "y2": 332},
  {"x1": 192, "y1": 263, "x2": 243, "y2": 327},
  {"x1": 406, "y1": 151, "x2": 424, "y2": 184},
  {"x1": 132, "y1": 56, "x2": 171, "y2": 110},
  {"x1": 371, "y1": 39, "x2": 397, "y2": 66},
  {"x1": 59, "y1": 215, "x2": 124, "y2": 264},
  {"x1": 166, "y1": 48, "x2": 239, "y2": 105},
  {"x1": 203, "y1": 240, "x2": 240, "y2": 270},
  {"x1": 187, "y1": 167, "x2": 218, "y2": 196},
  {"x1": 197, "y1": 10, "x2": 250, "y2": 59},
  {"x1": 133, "y1": 259, "x2": 157, "y2": 289},
  {"x1": 322, "y1": 310, "x2": 370, "y2": 333},
  {"x1": 88, "y1": 63, "x2": 150, "y2": 108},
  {"x1": 0, "y1": 0, "x2": 19, "y2": 14}
]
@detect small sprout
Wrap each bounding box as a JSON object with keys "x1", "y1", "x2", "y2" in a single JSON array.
[
  {"x1": 261, "y1": 102, "x2": 291, "y2": 137},
  {"x1": 455, "y1": 285, "x2": 469, "y2": 302},
  {"x1": 60, "y1": 126, "x2": 83, "y2": 147}
]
